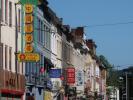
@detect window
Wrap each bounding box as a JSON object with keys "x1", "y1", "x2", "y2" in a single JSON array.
[
  {"x1": 9, "y1": 47, "x2": 12, "y2": 70},
  {"x1": 38, "y1": 19, "x2": 41, "y2": 42},
  {"x1": 0, "y1": 43, "x2": 3, "y2": 69},
  {"x1": 5, "y1": 45, "x2": 7, "y2": 69},
  {"x1": 9, "y1": 1, "x2": 12, "y2": 26},
  {"x1": 40, "y1": 22, "x2": 43, "y2": 43},
  {"x1": 1, "y1": 0, "x2": 4, "y2": 21},
  {"x1": 17, "y1": 62, "x2": 20, "y2": 73},
  {"x1": 18, "y1": 9, "x2": 21, "y2": 32},
  {"x1": 5, "y1": 0, "x2": 8, "y2": 23}
]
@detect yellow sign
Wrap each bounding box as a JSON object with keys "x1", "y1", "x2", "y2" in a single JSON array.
[
  {"x1": 25, "y1": 24, "x2": 33, "y2": 33},
  {"x1": 18, "y1": 53, "x2": 40, "y2": 62},
  {"x1": 25, "y1": 34, "x2": 33, "y2": 43},
  {"x1": 25, "y1": 43, "x2": 33, "y2": 52},
  {"x1": 44, "y1": 91, "x2": 52, "y2": 100},
  {"x1": 25, "y1": 4, "x2": 33, "y2": 14},
  {"x1": 25, "y1": 14, "x2": 33, "y2": 23}
]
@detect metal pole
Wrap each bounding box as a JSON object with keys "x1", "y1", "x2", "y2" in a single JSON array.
[
  {"x1": 126, "y1": 72, "x2": 128, "y2": 100},
  {"x1": 0, "y1": 0, "x2": 1, "y2": 43},
  {"x1": 15, "y1": 3, "x2": 18, "y2": 89},
  {"x1": 0, "y1": 8, "x2": 1, "y2": 93}
]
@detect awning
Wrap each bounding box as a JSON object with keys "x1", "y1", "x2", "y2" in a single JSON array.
[{"x1": 44, "y1": 57, "x2": 54, "y2": 68}]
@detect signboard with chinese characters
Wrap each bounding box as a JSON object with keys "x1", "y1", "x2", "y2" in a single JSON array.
[
  {"x1": 76, "y1": 70, "x2": 84, "y2": 86},
  {"x1": 17, "y1": 3, "x2": 40, "y2": 62},
  {"x1": 49, "y1": 69, "x2": 61, "y2": 78},
  {"x1": 20, "y1": 0, "x2": 38, "y2": 5},
  {"x1": 66, "y1": 68, "x2": 75, "y2": 84},
  {"x1": 18, "y1": 53, "x2": 40, "y2": 62}
]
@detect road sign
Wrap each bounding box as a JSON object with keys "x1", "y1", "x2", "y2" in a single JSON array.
[{"x1": 18, "y1": 53, "x2": 40, "y2": 62}]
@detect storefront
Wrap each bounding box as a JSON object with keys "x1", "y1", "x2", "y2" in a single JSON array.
[{"x1": 0, "y1": 70, "x2": 25, "y2": 100}]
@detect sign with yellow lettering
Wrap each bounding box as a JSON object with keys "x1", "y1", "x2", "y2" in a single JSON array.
[
  {"x1": 25, "y1": 14, "x2": 33, "y2": 23},
  {"x1": 25, "y1": 4, "x2": 33, "y2": 14},
  {"x1": 25, "y1": 34, "x2": 33, "y2": 43},
  {"x1": 25, "y1": 44, "x2": 33, "y2": 52},
  {"x1": 18, "y1": 53, "x2": 40, "y2": 62},
  {"x1": 25, "y1": 24, "x2": 33, "y2": 33}
]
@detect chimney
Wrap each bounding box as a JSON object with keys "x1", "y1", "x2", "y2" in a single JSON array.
[
  {"x1": 86, "y1": 39, "x2": 97, "y2": 54},
  {"x1": 75, "y1": 27, "x2": 84, "y2": 38}
]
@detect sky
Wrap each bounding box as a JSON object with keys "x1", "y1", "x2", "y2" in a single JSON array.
[{"x1": 48, "y1": 0, "x2": 133, "y2": 69}]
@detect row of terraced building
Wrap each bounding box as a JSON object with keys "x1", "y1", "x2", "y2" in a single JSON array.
[{"x1": 0, "y1": 0, "x2": 107, "y2": 100}]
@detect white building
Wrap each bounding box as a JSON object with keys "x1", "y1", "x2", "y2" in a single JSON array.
[{"x1": 0, "y1": 0, "x2": 25, "y2": 99}]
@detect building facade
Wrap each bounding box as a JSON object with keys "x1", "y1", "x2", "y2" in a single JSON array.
[{"x1": 0, "y1": 0, "x2": 25, "y2": 100}]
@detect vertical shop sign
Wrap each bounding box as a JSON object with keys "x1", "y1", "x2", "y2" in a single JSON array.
[
  {"x1": 17, "y1": 3, "x2": 40, "y2": 62},
  {"x1": 66, "y1": 68, "x2": 75, "y2": 84}
]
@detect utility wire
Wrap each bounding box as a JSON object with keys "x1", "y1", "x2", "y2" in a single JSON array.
[{"x1": 84, "y1": 21, "x2": 133, "y2": 28}]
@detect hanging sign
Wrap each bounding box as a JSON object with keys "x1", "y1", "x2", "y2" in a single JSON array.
[
  {"x1": 20, "y1": 0, "x2": 38, "y2": 5},
  {"x1": 25, "y1": 44, "x2": 33, "y2": 52},
  {"x1": 25, "y1": 14, "x2": 33, "y2": 23},
  {"x1": 66, "y1": 68, "x2": 75, "y2": 84},
  {"x1": 18, "y1": 53, "x2": 40, "y2": 62},
  {"x1": 25, "y1": 34, "x2": 33, "y2": 43}
]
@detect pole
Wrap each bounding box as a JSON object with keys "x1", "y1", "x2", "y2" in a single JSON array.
[
  {"x1": 126, "y1": 72, "x2": 128, "y2": 100},
  {"x1": 15, "y1": 3, "x2": 18, "y2": 89},
  {"x1": 0, "y1": 0, "x2": 2, "y2": 99},
  {"x1": 0, "y1": 0, "x2": 1, "y2": 43}
]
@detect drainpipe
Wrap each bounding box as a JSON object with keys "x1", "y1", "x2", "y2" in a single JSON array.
[
  {"x1": 15, "y1": 3, "x2": 18, "y2": 89},
  {"x1": 0, "y1": 0, "x2": 1, "y2": 43}
]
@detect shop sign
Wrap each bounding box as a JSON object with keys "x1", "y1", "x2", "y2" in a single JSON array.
[
  {"x1": 49, "y1": 69, "x2": 61, "y2": 78},
  {"x1": 25, "y1": 34, "x2": 33, "y2": 43},
  {"x1": 66, "y1": 68, "x2": 75, "y2": 84},
  {"x1": 20, "y1": 0, "x2": 38, "y2": 5},
  {"x1": 17, "y1": 53, "x2": 40, "y2": 62},
  {"x1": 25, "y1": 4, "x2": 33, "y2": 13},
  {"x1": 25, "y1": 14, "x2": 33, "y2": 23},
  {"x1": 25, "y1": 24, "x2": 33, "y2": 33},
  {"x1": 46, "y1": 80, "x2": 53, "y2": 89},
  {"x1": 25, "y1": 43, "x2": 33, "y2": 52},
  {"x1": 76, "y1": 70, "x2": 84, "y2": 86},
  {"x1": 6, "y1": 78, "x2": 16, "y2": 87},
  {"x1": 44, "y1": 91, "x2": 52, "y2": 100}
]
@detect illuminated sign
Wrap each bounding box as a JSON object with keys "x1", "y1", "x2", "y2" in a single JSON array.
[
  {"x1": 18, "y1": 53, "x2": 40, "y2": 62},
  {"x1": 25, "y1": 24, "x2": 33, "y2": 33},
  {"x1": 20, "y1": 0, "x2": 38, "y2": 5},
  {"x1": 25, "y1": 14, "x2": 33, "y2": 23},
  {"x1": 25, "y1": 4, "x2": 33, "y2": 13},
  {"x1": 25, "y1": 44, "x2": 33, "y2": 52},
  {"x1": 25, "y1": 34, "x2": 33, "y2": 43},
  {"x1": 66, "y1": 68, "x2": 75, "y2": 84}
]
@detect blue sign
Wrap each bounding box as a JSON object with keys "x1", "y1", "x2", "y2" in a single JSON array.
[
  {"x1": 49, "y1": 69, "x2": 61, "y2": 78},
  {"x1": 46, "y1": 80, "x2": 53, "y2": 89}
]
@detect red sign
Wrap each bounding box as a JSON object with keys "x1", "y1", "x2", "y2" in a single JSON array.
[{"x1": 66, "y1": 68, "x2": 75, "y2": 84}]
